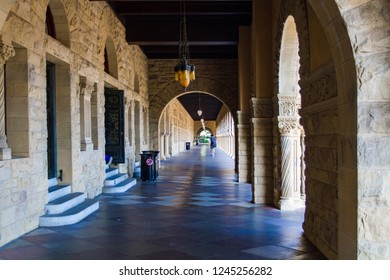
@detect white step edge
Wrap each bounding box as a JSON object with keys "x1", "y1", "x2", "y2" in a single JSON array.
[
  {"x1": 104, "y1": 173, "x2": 129, "y2": 187},
  {"x1": 45, "y1": 192, "x2": 86, "y2": 215},
  {"x1": 39, "y1": 200, "x2": 99, "y2": 227},
  {"x1": 105, "y1": 168, "x2": 119, "y2": 179},
  {"x1": 48, "y1": 185, "x2": 71, "y2": 202},
  {"x1": 102, "y1": 178, "x2": 137, "y2": 194}
]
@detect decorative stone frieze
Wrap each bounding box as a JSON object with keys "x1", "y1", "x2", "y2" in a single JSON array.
[{"x1": 301, "y1": 71, "x2": 337, "y2": 107}]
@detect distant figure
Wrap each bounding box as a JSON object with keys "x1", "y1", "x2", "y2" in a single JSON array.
[{"x1": 210, "y1": 134, "x2": 217, "y2": 156}]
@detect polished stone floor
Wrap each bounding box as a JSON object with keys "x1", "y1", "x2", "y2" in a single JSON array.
[{"x1": 0, "y1": 144, "x2": 326, "y2": 260}]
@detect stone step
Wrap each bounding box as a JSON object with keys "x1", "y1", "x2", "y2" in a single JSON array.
[
  {"x1": 44, "y1": 192, "x2": 86, "y2": 215},
  {"x1": 39, "y1": 199, "x2": 99, "y2": 227},
  {"x1": 48, "y1": 184, "x2": 71, "y2": 202},
  {"x1": 102, "y1": 177, "x2": 137, "y2": 194},
  {"x1": 104, "y1": 173, "x2": 129, "y2": 187},
  {"x1": 105, "y1": 167, "x2": 119, "y2": 179}
]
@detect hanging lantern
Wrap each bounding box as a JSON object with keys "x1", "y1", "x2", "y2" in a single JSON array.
[{"x1": 174, "y1": 0, "x2": 195, "y2": 91}]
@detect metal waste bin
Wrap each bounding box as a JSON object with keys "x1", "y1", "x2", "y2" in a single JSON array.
[
  {"x1": 140, "y1": 151, "x2": 159, "y2": 181},
  {"x1": 186, "y1": 142, "x2": 191, "y2": 150}
]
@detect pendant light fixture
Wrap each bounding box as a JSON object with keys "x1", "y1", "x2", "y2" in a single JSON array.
[
  {"x1": 197, "y1": 93, "x2": 202, "y2": 117},
  {"x1": 174, "y1": 0, "x2": 195, "y2": 90}
]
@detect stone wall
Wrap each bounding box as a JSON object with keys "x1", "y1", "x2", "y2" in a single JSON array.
[
  {"x1": 301, "y1": 64, "x2": 339, "y2": 258},
  {"x1": 0, "y1": 0, "x2": 149, "y2": 246}
]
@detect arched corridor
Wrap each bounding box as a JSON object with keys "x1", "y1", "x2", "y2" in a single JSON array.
[
  {"x1": 0, "y1": 0, "x2": 388, "y2": 261},
  {"x1": 0, "y1": 145, "x2": 325, "y2": 260}
]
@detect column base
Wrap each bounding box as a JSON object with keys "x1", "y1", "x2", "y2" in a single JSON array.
[
  {"x1": 0, "y1": 147, "x2": 12, "y2": 160},
  {"x1": 278, "y1": 197, "x2": 304, "y2": 211}
]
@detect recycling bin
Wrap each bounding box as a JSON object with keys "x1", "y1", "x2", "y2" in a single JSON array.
[{"x1": 140, "y1": 151, "x2": 159, "y2": 181}]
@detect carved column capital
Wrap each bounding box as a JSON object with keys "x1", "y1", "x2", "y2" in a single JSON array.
[
  {"x1": 278, "y1": 95, "x2": 301, "y2": 117},
  {"x1": 79, "y1": 78, "x2": 94, "y2": 99},
  {"x1": 278, "y1": 117, "x2": 302, "y2": 136},
  {"x1": 0, "y1": 42, "x2": 15, "y2": 64}
]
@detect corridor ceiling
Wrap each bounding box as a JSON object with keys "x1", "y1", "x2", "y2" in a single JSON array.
[
  {"x1": 177, "y1": 92, "x2": 223, "y2": 121},
  {"x1": 90, "y1": 0, "x2": 251, "y2": 120},
  {"x1": 92, "y1": 0, "x2": 252, "y2": 59}
]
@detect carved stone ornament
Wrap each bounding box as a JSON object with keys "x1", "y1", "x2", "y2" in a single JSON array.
[
  {"x1": 0, "y1": 43, "x2": 15, "y2": 64},
  {"x1": 278, "y1": 118, "x2": 302, "y2": 136},
  {"x1": 79, "y1": 79, "x2": 94, "y2": 99},
  {"x1": 278, "y1": 95, "x2": 301, "y2": 117}
]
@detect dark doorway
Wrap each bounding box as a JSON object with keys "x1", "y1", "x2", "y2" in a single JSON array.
[
  {"x1": 104, "y1": 89, "x2": 125, "y2": 164},
  {"x1": 46, "y1": 62, "x2": 57, "y2": 179}
]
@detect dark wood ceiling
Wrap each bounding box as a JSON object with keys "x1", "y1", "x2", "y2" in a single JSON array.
[
  {"x1": 91, "y1": 0, "x2": 249, "y2": 120},
  {"x1": 91, "y1": 0, "x2": 252, "y2": 59},
  {"x1": 177, "y1": 92, "x2": 223, "y2": 121}
]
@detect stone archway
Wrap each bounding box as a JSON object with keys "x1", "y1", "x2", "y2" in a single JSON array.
[
  {"x1": 273, "y1": 0, "x2": 358, "y2": 260},
  {"x1": 276, "y1": 15, "x2": 305, "y2": 211},
  {"x1": 274, "y1": 0, "x2": 388, "y2": 260},
  {"x1": 149, "y1": 76, "x2": 238, "y2": 152}
]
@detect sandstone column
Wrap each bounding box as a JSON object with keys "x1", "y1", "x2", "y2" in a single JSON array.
[
  {"x1": 164, "y1": 133, "x2": 170, "y2": 158},
  {"x1": 124, "y1": 97, "x2": 130, "y2": 147},
  {"x1": 0, "y1": 41, "x2": 15, "y2": 160},
  {"x1": 300, "y1": 127, "x2": 306, "y2": 205},
  {"x1": 237, "y1": 26, "x2": 251, "y2": 182},
  {"x1": 277, "y1": 95, "x2": 303, "y2": 210},
  {"x1": 251, "y1": 98, "x2": 273, "y2": 204},
  {"x1": 79, "y1": 78, "x2": 94, "y2": 151},
  {"x1": 160, "y1": 132, "x2": 166, "y2": 160}
]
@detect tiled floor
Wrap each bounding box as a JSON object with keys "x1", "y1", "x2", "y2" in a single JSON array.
[{"x1": 0, "y1": 144, "x2": 326, "y2": 260}]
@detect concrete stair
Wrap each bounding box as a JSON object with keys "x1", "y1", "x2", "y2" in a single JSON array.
[
  {"x1": 102, "y1": 168, "x2": 137, "y2": 194},
  {"x1": 39, "y1": 180, "x2": 99, "y2": 227}
]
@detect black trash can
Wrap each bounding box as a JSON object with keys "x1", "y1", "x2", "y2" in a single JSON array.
[
  {"x1": 140, "y1": 151, "x2": 159, "y2": 181},
  {"x1": 186, "y1": 142, "x2": 191, "y2": 150}
]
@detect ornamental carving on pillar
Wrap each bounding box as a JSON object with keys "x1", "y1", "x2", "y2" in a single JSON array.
[
  {"x1": 0, "y1": 43, "x2": 15, "y2": 149},
  {"x1": 0, "y1": 43, "x2": 15, "y2": 64},
  {"x1": 79, "y1": 78, "x2": 94, "y2": 99},
  {"x1": 278, "y1": 118, "x2": 302, "y2": 136},
  {"x1": 124, "y1": 97, "x2": 131, "y2": 110},
  {"x1": 278, "y1": 95, "x2": 301, "y2": 117}
]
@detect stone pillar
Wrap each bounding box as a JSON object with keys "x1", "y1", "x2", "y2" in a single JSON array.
[
  {"x1": 164, "y1": 133, "x2": 170, "y2": 158},
  {"x1": 160, "y1": 132, "x2": 166, "y2": 160},
  {"x1": 0, "y1": 41, "x2": 15, "y2": 160},
  {"x1": 130, "y1": 100, "x2": 135, "y2": 147},
  {"x1": 251, "y1": 98, "x2": 273, "y2": 204},
  {"x1": 124, "y1": 97, "x2": 130, "y2": 147},
  {"x1": 237, "y1": 25, "x2": 251, "y2": 182},
  {"x1": 277, "y1": 95, "x2": 303, "y2": 210},
  {"x1": 79, "y1": 78, "x2": 94, "y2": 151},
  {"x1": 237, "y1": 111, "x2": 251, "y2": 182},
  {"x1": 278, "y1": 120, "x2": 302, "y2": 210},
  {"x1": 300, "y1": 127, "x2": 306, "y2": 205}
]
